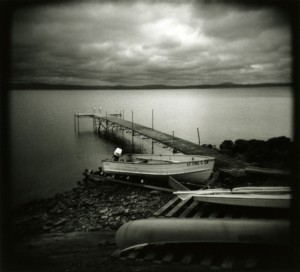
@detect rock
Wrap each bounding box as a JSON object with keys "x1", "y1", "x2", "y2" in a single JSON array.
[
  {"x1": 43, "y1": 226, "x2": 51, "y2": 231},
  {"x1": 53, "y1": 218, "x2": 67, "y2": 227},
  {"x1": 64, "y1": 226, "x2": 75, "y2": 232},
  {"x1": 99, "y1": 208, "x2": 109, "y2": 214},
  {"x1": 149, "y1": 190, "x2": 160, "y2": 195},
  {"x1": 112, "y1": 207, "x2": 126, "y2": 216},
  {"x1": 45, "y1": 220, "x2": 53, "y2": 226},
  {"x1": 130, "y1": 194, "x2": 138, "y2": 199}
]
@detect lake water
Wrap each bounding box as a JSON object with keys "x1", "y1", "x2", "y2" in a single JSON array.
[{"x1": 10, "y1": 87, "x2": 293, "y2": 205}]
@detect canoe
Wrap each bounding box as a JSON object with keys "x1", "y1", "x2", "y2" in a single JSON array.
[
  {"x1": 116, "y1": 218, "x2": 289, "y2": 251},
  {"x1": 102, "y1": 154, "x2": 215, "y2": 184},
  {"x1": 174, "y1": 186, "x2": 291, "y2": 208},
  {"x1": 175, "y1": 186, "x2": 291, "y2": 197},
  {"x1": 192, "y1": 194, "x2": 291, "y2": 208}
]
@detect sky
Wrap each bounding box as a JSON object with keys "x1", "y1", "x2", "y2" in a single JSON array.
[{"x1": 11, "y1": 0, "x2": 292, "y2": 86}]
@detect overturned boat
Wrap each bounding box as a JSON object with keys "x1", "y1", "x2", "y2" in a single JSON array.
[
  {"x1": 102, "y1": 153, "x2": 215, "y2": 184},
  {"x1": 116, "y1": 218, "x2": 289, "y2": 251},
  {"x1": 174, "y1": 186, "x2": 291, "y2": 208}
]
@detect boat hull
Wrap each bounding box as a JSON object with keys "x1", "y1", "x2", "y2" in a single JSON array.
[
  {"x1": 174, "y1": 186, "x2": 291, "y2": 208},
  {"x1": 193, "y1": 194, "x2": 290, "y2": 208},
  {"x1": 116, "y1": 218, "x2": 289, "y2": 251},
  {"x1": 102, "y1": 154, "x2": 215, "y2": 184}
]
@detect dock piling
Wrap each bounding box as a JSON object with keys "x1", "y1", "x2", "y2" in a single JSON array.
[
  {"x1": 152, "y1": 109, "x2": 154, "y2": 130},
  {"x1": 132, "y1": 110, "x2": 134, "y2": 152},
  {"x1": 197, "y1": 127, "x2": 200, "y2": 145},
  {"x1": 172, "y1": 130, "x2": 175, "y2": 149},
  {"x1": 77, "y1": 114, "x2": 80, "y2": 132}
]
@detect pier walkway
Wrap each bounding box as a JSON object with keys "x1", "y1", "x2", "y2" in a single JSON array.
[{"x1": 75, "y1": 113, "x2": 248, "y2": 178}]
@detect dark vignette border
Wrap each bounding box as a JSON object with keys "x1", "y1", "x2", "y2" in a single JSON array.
[{"x1": 0, "y1": 0, "x2": 299, "y2": 271}]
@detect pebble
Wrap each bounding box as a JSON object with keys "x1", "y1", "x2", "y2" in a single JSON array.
[
  {"x1": 99, "y1": 208, "x2": 109, "y2": 214},
  {"x1": 53, "y1": 218, "x2": 67, "y2": 227},
  {"x1": 43, "y1": 226, "x2": 51, "y2": 231},
  {"x1": 149, "y1": 190, "x2": 161, "y2": 195}
]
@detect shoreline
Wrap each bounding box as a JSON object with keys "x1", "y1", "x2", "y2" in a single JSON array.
[
  {"x1": 9, "y1": 177, "x2": 176, "y2": 271},
  {"x1": 9, "y1": 165, "x2": 292, "y2": 271},
  {"x1": 8, "y1": 136, "x2": 293, "y2": 271},
  {"x1": 13, "y1": 136, "x2": 292, "y2": 236},
  {"x1": 13, "y1": 176, "x2": 174, "y2": 237}
]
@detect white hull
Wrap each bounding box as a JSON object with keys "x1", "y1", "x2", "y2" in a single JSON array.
[
  {"x1": 102, "y1": 154, "x2": 215, "y2": 184},
  {"x1": 192, "y1": 194, "x2": 291, "y2": 208},
  {"x1": 175, "y1": 186, "x2": 291, "y2": 208}
]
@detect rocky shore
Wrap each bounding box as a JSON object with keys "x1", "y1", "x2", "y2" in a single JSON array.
[
  {"x1": 13, "y1": 136, "x2": 292, "y2": 237},
  {"x1": 8, "y1": 137, "x2": 293, "y2": 271},
  {"x1": 13, "y1": 177, "x2": 174, "y2": 237}
]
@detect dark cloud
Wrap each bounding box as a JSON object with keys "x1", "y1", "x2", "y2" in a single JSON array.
[{"x1": 11, "y1": 0, "x2": 292, "y2": 86}]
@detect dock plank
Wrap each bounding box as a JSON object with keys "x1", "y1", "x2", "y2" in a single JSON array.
[
  {"x1": 181, "y1": 253, "x2": 194, "y2": 264},
  {"x1": 193, "y1": 203, "x2": 208, "y2": 218},
  {"x1": 178, "y1": 201, "x2": 199, "y2": 218},
  {"x1": 153, "y1": 197, "x2": 180, "y2": 217},
  {"x1": 162, "y1": 253, "x2": 175, "y2": 263},
  {"x1": 165, "y1": 198, "x2": 192, "y2": 217}
]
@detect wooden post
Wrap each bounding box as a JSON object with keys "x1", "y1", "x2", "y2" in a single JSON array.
[
  {"x1": 74, "y1": 113, "x2": 76, "y2": 132},
  {"x1": 77, "y1": 115, "x2": 79, "y2": 132},
  {"x1": 197, "y1": 127, "x2": 200, "y2": 145},
  {"x1": 132, "y1": 110, "x2": 134, "y2": 152},
  {"x1": 98, "y1": 120, "x2": 101, "y2": 133},
  {"x1": 151, "y1": 140, "x2": 154, "y2": 154},
  {"x1": 152, "y1": 109, "x2": 154, "y2": 130},
  {"x1": 151, "y1": 109, "x2": 154, "y2": 154},
  {"x1": 172, "y1": 130, "x2": 174, "y2": 147},
  {"x1": 106, "y1": 111, "x2": 108, "y2": 127}
]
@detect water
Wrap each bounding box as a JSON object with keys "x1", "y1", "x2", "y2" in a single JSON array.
[{"x1": 10, "y1": 87, "x2": 293, "y2": 205}]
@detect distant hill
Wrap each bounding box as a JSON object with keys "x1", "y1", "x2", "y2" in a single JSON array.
[{"x1": 10, "y1": 82, "x2": 292, "y2": 90}]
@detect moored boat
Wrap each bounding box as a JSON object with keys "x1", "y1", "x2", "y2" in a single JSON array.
[{"x1": 102, "y1": 153, "x2": 215, "y2": 184}]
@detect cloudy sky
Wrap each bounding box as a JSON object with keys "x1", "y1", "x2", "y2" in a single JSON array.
[{"x1": 11, "y1": 0, "x2": 292, "y2": 86}]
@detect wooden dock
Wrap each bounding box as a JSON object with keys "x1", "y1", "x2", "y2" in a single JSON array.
[{"x1": 75, "y1": 113, "x2": 248, "y2": 177}]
